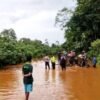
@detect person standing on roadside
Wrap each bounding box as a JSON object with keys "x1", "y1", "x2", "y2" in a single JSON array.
[{"x1": 22, "y1": 55, "x2": 34, "y2": 100}]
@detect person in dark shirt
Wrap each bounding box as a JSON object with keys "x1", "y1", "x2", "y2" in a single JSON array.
[
  {"x1": 60, "y1": 55, "x2": 66, "y2": 70},
  {"x1": 92, "y1": 56, "x2": 97, "y2": 68},
  {"x1": 22, "y1": 55, "x2": 33, "y2": 100}
]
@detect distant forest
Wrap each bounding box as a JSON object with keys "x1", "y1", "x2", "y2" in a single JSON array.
[{"x1": 0, "y1": 28, "x2": 62, "y2": 67}]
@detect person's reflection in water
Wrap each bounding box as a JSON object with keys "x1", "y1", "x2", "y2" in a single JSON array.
[
  {"x1": 51, "y1": 70, "x2": 56, "y2": 83},
  {"x1": 45, "y1": 70, "x2": 50, "y2": 82}
]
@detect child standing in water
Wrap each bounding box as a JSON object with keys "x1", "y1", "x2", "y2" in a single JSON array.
[{"x1": 22, "y1": 55, "x2": 34, "y2": 100}]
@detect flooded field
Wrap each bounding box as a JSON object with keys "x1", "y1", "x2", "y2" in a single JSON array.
[{"x1": 0, "y1": 61, "x2": 100, "y2": 100}]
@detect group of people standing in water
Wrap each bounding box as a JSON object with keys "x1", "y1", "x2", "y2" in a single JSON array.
[
  {"x1": 43, "y1": 50, "x2": 97, "y2": 70},
  {"x1": 43, "y1": 55, "x2": 56, "y2": 70}
]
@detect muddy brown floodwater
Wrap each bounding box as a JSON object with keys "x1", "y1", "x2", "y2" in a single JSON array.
[{"x1": 0, "y1": 61, "x2": 100, "y2": 100}]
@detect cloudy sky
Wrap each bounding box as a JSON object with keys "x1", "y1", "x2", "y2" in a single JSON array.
[{"x1": 0, "y1": 0, "x2": 76, "y2": 44}]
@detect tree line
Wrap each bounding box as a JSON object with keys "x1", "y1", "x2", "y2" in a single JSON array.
[{"x1": 0, "y1": 28, "x2": 62, "y2": 67}]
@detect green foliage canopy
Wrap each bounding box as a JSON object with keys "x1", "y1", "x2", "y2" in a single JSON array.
[
  {"x1": 56, "y1": 0, "x2": 100, "y2": 51},
  {"x1": 0, "y1": 29, "x2": 61, "y2": 67}
]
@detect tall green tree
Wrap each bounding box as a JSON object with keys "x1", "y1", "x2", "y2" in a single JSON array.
[
  {"x1": 56, "y1": 0, "x2": 100, "y2": 51},
  {"x1": 0, "y1": 28, "x2": 17, "y2": 40}
]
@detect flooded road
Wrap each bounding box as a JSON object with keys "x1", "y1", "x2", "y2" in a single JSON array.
[{"x1": 0, "y1": 61, "x2": 100, "y2": 100}]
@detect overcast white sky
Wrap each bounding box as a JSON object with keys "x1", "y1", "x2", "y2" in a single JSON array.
[{"x1": 0, "y1": 0, "x2": 76, "y2": 44}]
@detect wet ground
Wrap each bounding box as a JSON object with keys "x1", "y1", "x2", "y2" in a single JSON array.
[{"x1": 0, "y1": 61, "x2": 100, "y2": 100}]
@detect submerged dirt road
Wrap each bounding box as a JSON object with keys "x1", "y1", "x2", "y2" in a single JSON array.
[{"x1": 0, "y1": 61, "x2": 100, "y2": 100}]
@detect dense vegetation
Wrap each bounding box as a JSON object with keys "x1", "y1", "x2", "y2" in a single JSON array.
[
  {"x1": 0, "y1": 29, "x2": 62, "y2": 67},
  {"x1": 56, "y1": 0, "x2": 100, "y2": 64}
]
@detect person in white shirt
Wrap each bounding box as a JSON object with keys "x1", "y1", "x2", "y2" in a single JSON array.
[{"x1": 44, "y1": 55, "x2": 50, "y2": 70}]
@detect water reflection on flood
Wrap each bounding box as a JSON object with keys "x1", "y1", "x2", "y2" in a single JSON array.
[{"x1": 0, "y1": 61, "x2": 100, "y2": 100}]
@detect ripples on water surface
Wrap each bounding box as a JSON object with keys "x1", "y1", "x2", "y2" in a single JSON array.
[{"x1": 0, "y1": 61, "x2": 100, "y2": 100}]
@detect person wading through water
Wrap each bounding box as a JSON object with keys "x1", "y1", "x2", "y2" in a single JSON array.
[
  {"x1": 44, "y1": 55, "x2": 50, "y2": 70},
  {"x1": 60, "y1": 54, "x2": 66, "y2": 70},
  {"x1": 51, "y1": 56, "x2": 56, "y2": 70},
  {"x1": 22, "y1": 55, "x2": 34, "y2": 100}
]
